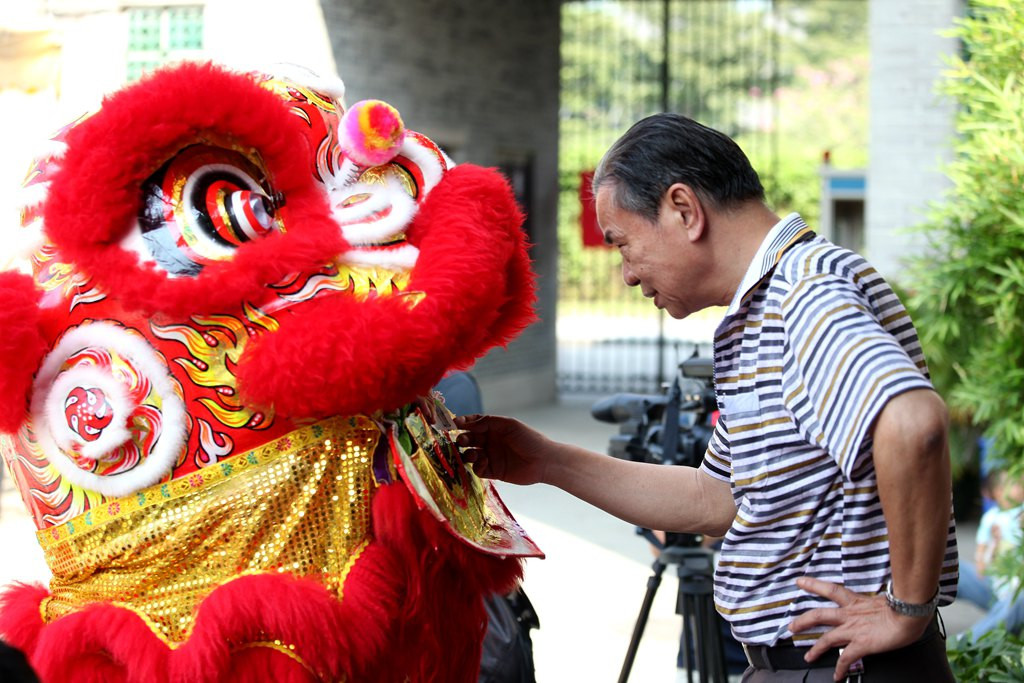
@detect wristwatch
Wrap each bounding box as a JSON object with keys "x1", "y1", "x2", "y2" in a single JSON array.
[{"x1": 885, "y1": 581, "x2": 939, "y2": 618}]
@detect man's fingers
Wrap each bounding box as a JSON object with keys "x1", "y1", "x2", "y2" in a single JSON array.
[
  {"x1": 455, "y1": 416, "x2": 489, "y2": 447},
  {"x1": 833, "y1": 645, "x2": 866, "y2": 682},
  {"x1": 801, "y1": 627, "x2": 846, "y2": 661},
  {"x1": 470, "y1": 454, "x2": 491, "y2": 477},
  {"x1": 790, "y1": 606, "x2": 843, "y2": 633},
  {"x1": 472, "y1": 456, "x2": 489, "y2": 474},
  {"x1": 796, "y1": 576, "x2": 856, "y2": 606},
  {"x1": 796, "y1": 625, "x2": 862, "y2": 682},
  {"x1": 454, "y1": 414, "x2": 485, "y2": 430}
]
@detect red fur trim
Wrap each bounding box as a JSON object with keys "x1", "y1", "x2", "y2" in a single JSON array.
[
  {"x1": 31, "y1": 605, "x2": 169, "y2": 683},
  {"x1": 42, "y1": 62, "x2": 345, "y2": 319},
  {"x1": 175, "y1": 564, "x2": 404, "y2": 682},
  {"x1": 0, "y1": 583, "x2": 168, "y2": 683},
  {"x1": 44, "y1": 655, "x2": 130, "y2": 683},
  {"x1": 0, "y1": 554, "x2": 409, "y2": 683},
  {"x1": 0, "y1": 273, "x2": 46, "y2": 433},
  {"x1": 0, "y1": 583, "x2": 49, "y2": 656},
  {"x1": 410, "y1": 165, "x2": 538, "y2": 369},
  {"x1": 221, "y1": 647, "x2": 317, "y2": 683},
  {"x1": 236, "y1": 164, "x2": 537, "y2": 417},
  {"x1": 0, "y1": 501, "x2": 513, "y2": 683},
  {"x1": 368, "y1": 483, "x2": 522, "y2": 682}
]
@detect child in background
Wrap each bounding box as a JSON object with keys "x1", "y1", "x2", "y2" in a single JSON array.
[{"x1": 958, "y1": 469, "x2": 1024, "y2": 639}]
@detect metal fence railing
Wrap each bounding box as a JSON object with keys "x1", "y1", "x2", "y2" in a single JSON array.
[{"x1": 558, "y1": 0, "x2": 782, "y2": 394}]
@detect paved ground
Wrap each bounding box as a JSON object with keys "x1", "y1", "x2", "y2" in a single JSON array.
[{"x1": 0, "y1": 397, "x2": 985, "y2": 682}]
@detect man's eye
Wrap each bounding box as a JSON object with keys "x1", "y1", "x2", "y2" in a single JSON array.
[{"x1": 132, "y1": 144, "x2": 281, "y2": 276}]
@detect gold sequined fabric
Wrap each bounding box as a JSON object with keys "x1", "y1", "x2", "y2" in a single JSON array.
[{"x1": 39, "y1": 415, "x2": 377, "y2": 646}]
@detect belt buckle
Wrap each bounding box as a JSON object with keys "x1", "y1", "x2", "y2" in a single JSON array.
[
  {"x1": 839, "y1": 648, "x2": 865, "y2": 681},
  {"x1": 742, "y1": 643, "x2": 775, "y2": 672}
]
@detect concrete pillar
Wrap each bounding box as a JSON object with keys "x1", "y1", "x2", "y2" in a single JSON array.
[{"x1": 866, "y1": 0, "x2": 963, "y2": 282}]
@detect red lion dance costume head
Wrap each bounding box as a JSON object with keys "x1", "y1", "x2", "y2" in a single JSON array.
[{"x1": 0, "y1": 62, "x2": 541, "y2": 683}]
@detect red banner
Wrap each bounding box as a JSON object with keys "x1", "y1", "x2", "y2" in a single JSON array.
[{"x1": 578, "y1": 170, "x2": 608, "y2": 248}]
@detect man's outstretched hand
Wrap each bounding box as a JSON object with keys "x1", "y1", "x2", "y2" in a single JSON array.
[{"x1": 454, "y1": 414, "x2": 555, "y2": 486}]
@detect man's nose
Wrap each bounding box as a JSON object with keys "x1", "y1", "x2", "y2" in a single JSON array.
[{"x1": 621, "y1": 261, "x2": 639, "y2": 287}]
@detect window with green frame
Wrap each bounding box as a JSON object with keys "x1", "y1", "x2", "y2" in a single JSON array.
[{"x1": 126, "y1": 5, "x2": 204, "y2": 82}]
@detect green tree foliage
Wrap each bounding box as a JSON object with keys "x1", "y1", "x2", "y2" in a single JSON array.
[
  {"x1": 906, "y1": 0, "x2": 1024, "y2": 469},
  {"x1": 909, "y1": 6, "x2": 1024, "y2": 672},
  {"x1": 948, "y1": 627, "x2": 1024, "y2": 682},
  {"x1": 559, "y1": 0, "x2": 868, "y2": 304}
]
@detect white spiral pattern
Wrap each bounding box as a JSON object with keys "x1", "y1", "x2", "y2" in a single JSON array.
[{"x1": 30, "y1": 322, "x2": 188, "y2": 498}]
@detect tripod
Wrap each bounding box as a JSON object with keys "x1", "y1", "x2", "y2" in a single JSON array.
[{"x1": 618, "y1": 539, "x2": 727, "y2": 683}]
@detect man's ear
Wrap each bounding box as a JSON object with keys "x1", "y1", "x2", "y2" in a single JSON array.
[{"x1": 665, "y1": 183, "x2": 705, "y2": 242}]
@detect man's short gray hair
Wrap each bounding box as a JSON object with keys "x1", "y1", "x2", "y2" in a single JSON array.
[{"x1": 592, "y1": 113, "x2": 765, "y2": 222}]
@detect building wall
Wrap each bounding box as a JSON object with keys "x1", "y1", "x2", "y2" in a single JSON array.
[
  {"x1": 319, "y1": 0, "x2": 561, "y2": 411},
  {"x1": 42, "y1": 0, "x2": 337, "y2": 116},
  {"x1": 866, "y1": 0, "x2": 963, "y2": 282}
]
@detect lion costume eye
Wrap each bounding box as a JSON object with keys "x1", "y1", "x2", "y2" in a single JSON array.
[{"x1": 132, "y1": 144, "x2": 282, "y2": 276}]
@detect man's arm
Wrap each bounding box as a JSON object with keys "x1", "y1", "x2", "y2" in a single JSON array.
[
  {"x1": 458, "y1": 415, "x2": 737, "y2": 536},
  {"x1": 791, "y1": 388, "x2": 952, "y2": 678},
  {"x1": 546, "y1": 441, "x2": 737, "y2": 536},
  {"x1": 874, "y1": 388, "x2": 952, "y2": 604}
]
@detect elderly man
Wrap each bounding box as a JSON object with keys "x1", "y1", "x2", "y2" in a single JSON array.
[{"x1": 459, "y1": 113, "x2": 957, "y2": 682}]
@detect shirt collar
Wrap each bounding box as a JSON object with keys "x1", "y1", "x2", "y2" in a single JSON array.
[{"x1": 724, "y1": 212, "x2": 814, "y2": 316}]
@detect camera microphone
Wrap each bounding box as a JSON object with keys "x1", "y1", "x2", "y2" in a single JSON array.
[{"x1": 590, "y1": 393, "x2": 668, "y2": 424}]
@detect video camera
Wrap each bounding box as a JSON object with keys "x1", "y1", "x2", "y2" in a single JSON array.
[
  {"x1": 590, "y1": 355, "x2": 716, "y2": 470},
  {"x1": 593, "y1": 355, "x2": 742, "y2": 682}
]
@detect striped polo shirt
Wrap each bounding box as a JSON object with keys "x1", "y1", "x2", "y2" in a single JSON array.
[{"x1": 699, "y1": 213, "x2": 959, "y2": 646}]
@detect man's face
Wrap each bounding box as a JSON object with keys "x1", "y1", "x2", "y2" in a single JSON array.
[{"x1": 595, "y1": 185, "x2": 704, "y2": 319}]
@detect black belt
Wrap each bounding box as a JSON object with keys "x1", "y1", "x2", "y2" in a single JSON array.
[
  {"x1": 742, "y1": 639, "x2": 840, "y2": 671},
  {"x1": 742, "y1": 614, "x2": 942, "y2": 672}
]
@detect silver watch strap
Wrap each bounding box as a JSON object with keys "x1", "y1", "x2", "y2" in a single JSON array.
[{"x1": 885, "y1": 581, "x2": 939, "y2": 618}]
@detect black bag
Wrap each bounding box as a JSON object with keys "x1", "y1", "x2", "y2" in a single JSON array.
[
  {"x1": 432, "y1": 373, "x2": 540, "y2": 682},
  {"x1": 479, "y1": 587, "x2": 540, "y2": 683},
  {"x1": 0, "y1": 640, "x2": 39, "y2": 683}
]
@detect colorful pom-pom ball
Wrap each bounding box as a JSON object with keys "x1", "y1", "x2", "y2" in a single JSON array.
[{"x1": 340, "y1": 99, "x2": 406, "y2": 168}]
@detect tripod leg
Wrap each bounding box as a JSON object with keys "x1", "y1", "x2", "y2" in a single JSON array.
[
  {"x1": 674, "y1": 551, "x2": 728, "y2": 683},
  {"x1": 618, "y1": 559, "x2": 667, "y2": 683},
  {"x1": 695, "y1": 594, "x2": 726, "y2": 683},
  {"x1": 706, "y1": 599, "x2": 727, "y2": 682},
  {"x1": 680, "y1": 594, "x2": 696, "y2": 683}
]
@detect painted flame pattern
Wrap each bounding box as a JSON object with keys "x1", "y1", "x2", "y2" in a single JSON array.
[
  {"x1": 2, "y1": 423, "x2": 103, "y2": 527},
  {"x1": 259, "y1": 75, "x2": 344, "y2": 187},
  {"x1": 152, "y1": 304, "x2": 278, "y2": 432},
  {"x1": 33, "y1": 242, "x2": 105, "y2": 306},
  {"x1": 269, "y1": 262, "x2": 414, "y2": 304},
  {"x1": 193, "y1": 417, "x2": 234, "y2": 467}
]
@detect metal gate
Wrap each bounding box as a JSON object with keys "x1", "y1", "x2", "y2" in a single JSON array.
[{"x1": 558, "y1": 0, "x2": 781, "y2": 394}]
